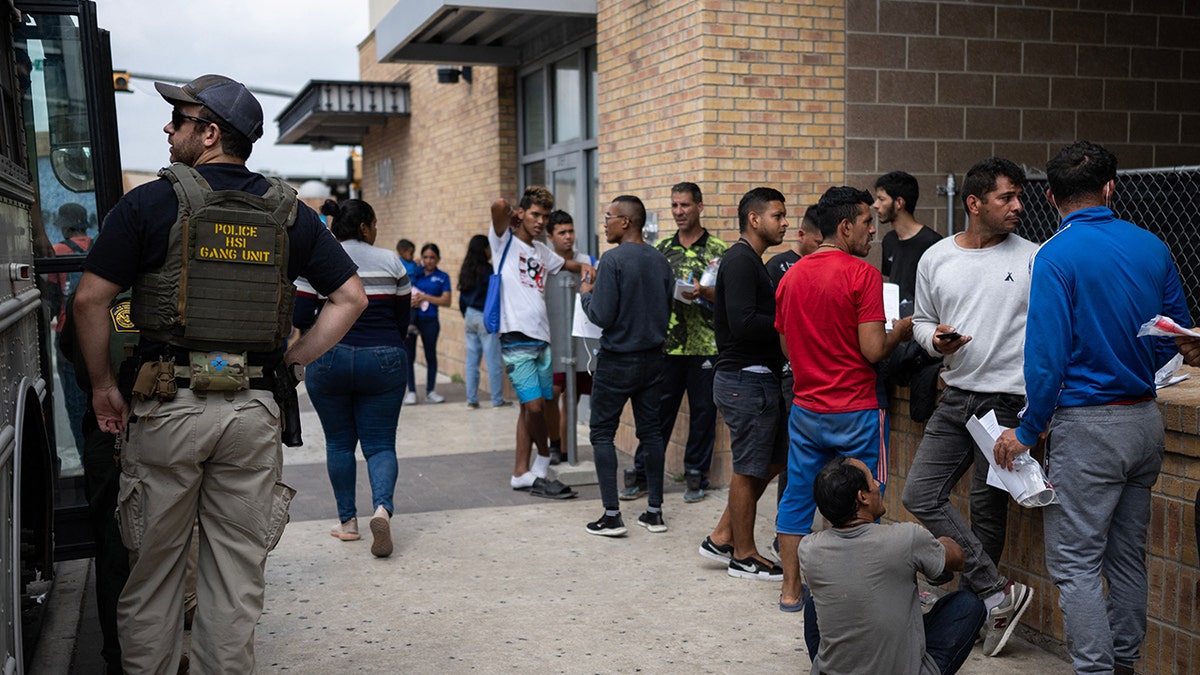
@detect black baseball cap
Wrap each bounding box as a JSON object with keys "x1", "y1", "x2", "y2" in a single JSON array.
[{"x1": 155, "y1": 74, "x2": 264, "y2": 142}]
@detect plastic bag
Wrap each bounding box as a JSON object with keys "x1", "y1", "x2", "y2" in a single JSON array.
[
  {"x1": 1137, "y1": 314, "x2": 1200, "y2": 339},
  {"x1": 1009, "y1": 453, "x2": 1058, "y2": 508}
]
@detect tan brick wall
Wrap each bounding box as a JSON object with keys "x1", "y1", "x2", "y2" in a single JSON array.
[
  {"x1": 356, "y1": 34, "x2": 518, "y2": 397},
  {"x1": 846, "y1": 0, "x2": 1200, "y2": 236},
  {"x1": 600, "y1": 0, "x2": 847, "y2": 484}
]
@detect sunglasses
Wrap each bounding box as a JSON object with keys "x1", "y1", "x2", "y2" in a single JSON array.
[{"x1": 171, "y1": 109, "x2": 219, "y2": 130}]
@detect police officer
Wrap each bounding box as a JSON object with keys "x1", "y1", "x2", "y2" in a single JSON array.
[{"x1": 74, "y1": 74, "x2": 367, "y2": 674}]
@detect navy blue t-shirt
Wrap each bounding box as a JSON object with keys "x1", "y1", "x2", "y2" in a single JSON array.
[{"x1": 85, "y1": 163, "x2": 357, "y2": 355}]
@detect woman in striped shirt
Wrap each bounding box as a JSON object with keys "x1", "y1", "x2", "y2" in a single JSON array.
[{"x1": 294, "y1": 199, "x2": 410, "y2": 558}]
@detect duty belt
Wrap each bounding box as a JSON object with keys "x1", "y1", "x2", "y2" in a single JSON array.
[{"x1": 170, "y1": 365, "x2": 272, "y2": 390}]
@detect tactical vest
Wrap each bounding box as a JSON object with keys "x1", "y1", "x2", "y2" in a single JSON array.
[{"x1": 131, "y1": 163, "x2": 298, "y2": 352}]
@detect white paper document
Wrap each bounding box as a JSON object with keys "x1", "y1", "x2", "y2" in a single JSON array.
[
  {"x1": 674, "y1": 279, "x2": 695, "y2": 304},
  {"x1": 571, "y1": 295, "x2": 602, "y2": 339},
  {"x1": 966, "y1": 410, "x2": 1057, "y2": 508},
  {"x1": 883, "y1": 282, "x2": 900, "y2": 327}
]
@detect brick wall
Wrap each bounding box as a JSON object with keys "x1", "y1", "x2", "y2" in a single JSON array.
[
  {"x1": 846, "y1": 0, "x2": 1200, "y2": 236},
  {"x1": 357, "y1": 34, "x2": 518, "y2": 396},
  {"x1": 600, "y1": 0, "x2": 847, "y2": 483},
  {"x1": 885, "y1": 379, "x2": 1200, "y2": 674}
]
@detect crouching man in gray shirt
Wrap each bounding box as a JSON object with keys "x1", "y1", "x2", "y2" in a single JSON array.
[
  {"x1": 580, "y1": 195, "x2": 674, "y2": 537},
  {"x1": 799, "y1": 456, "x2": 985, "y2": 675}
]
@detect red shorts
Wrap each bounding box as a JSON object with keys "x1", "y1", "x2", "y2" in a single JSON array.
[{"x1": 553, "y1": 371, "x2": 593, "y2": 395}]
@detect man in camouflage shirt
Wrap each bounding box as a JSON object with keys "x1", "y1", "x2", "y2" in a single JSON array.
[{"x1": 623, "y1": 182, "x2": 727, "y2": 503}]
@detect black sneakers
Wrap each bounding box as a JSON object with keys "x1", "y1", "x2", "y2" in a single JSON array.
[
  {"x1": 586, "y1": 513, "x2": 627, "y2": 537},
  {"x1": 683, "y1": 469, "x2": 705, "y2": 503},
  {"x1": 637, "y1": 511, "x2": 667, "y2": 533},
  {"x1": 698, "y1": 536, "x2": 735, "y2": 563},
  {"x1": 619, "y1": 468, "x2": 646, "y2": 500},
  {"x1": 727, "y1": 555, "x2": 784, "y2": 581}
]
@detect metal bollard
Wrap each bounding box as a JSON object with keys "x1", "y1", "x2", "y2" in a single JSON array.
[{"x1": 560, "y1": 273, "x2": 579, "y2": 465}]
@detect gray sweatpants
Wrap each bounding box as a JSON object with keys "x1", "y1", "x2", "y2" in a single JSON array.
[{"x1": 1042, "y1": 401, "x2": 1163, "y2": 674}]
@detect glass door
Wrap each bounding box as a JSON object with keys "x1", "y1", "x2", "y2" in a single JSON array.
[{"x1": 18, "y1": 0, "x2": 124, "y2": 560}]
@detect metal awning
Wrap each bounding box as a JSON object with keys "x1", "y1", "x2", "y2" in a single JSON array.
[
  {"x1": 276, "y1": 80, "x2": 410, "y2": 148},
  {"x1": 375, "y1": 0, "x2": 596, "y2": 65}
]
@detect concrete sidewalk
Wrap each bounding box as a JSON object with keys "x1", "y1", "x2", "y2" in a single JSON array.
[
  {"x1": 41, "y1": 379, "x2": 1070, "y2": 673},
  {"x1": 255, "y1": 381, "x2": 1069, "y2": 673}
]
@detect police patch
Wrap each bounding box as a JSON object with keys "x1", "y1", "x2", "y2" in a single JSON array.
[{"x1": 110, "y1": 300, "x2": 137, "y2": 333}]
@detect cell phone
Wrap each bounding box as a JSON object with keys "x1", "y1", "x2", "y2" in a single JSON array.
[{"x1": 936, "y1": 332, "x2": 962, "y2": 341}]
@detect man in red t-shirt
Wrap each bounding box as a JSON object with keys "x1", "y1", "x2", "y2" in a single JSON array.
[
  {"x1": 48, "y1": 202, "x2": 93, "y2": 457},
  {"x1": 773, "y1": 186, "x2": 912, "y2": 610}
]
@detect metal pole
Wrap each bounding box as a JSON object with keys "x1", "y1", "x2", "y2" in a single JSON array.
[
  {"x1": 937, "y1": 173, "x2": 957, "y2": 235},
  {"x1": 562, "y1": 273, "x2": 578, "y2": 465}
]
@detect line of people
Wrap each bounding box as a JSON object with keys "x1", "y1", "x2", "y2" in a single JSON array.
[{"x1": 488, "y1": 141, "x2": 1193, "y2": 675}]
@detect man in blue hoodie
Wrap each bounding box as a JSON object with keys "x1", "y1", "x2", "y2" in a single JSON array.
[{"x1": 995, "y1": 141, "x2": 1190, "y2": 675}]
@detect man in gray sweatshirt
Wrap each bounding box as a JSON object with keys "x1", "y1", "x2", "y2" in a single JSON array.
[
  {"x1": 901, "y1": 157, "x2": 1037, "y2": 658},
  {"x1": 580, "y1": 195, "x2": 674, "y2": 536}
]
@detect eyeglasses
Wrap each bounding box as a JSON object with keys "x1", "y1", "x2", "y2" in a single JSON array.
[
  {"x1": 603, "y1": 213, "x2": 627, "y2": 222},
  {"x1": 171, "y1": 109, "x2": 219, "y2": 130}
]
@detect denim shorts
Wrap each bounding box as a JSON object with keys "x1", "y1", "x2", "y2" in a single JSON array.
[
  {"x1": 501, "y1": 340, "x2": 553, "y2": 403},
  {"x1": 713, "y1": 369, "x2": 787, "y2": 479}
]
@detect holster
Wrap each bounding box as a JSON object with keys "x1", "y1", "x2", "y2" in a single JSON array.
[
  {"x1": 117, "y1": 356, "x2": 139, "y2": 404},
  {"x1": 273, "y1": 361, "x2": 303, "y2": 447}
]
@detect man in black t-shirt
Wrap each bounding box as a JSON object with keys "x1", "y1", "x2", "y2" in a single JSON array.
[
  {"x1": 74, "y1": 74, "x2": 365, "y2": 674},
  {"x1": 699, "y1": 188, "x2": 789, "y2": 583},
  {"x1": 873, "y1": 171, "x2": 941, "y2": 314}
]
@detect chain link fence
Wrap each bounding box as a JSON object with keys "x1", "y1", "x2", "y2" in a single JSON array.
[{"x1": 1019, "y1": 166, "x2": 1200, "y2": 323}]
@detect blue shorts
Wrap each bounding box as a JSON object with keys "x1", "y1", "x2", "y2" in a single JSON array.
[
  {"x1": 501, "y1": 340, "x2": 553, "y2": 404},
  {"x1": 776, "y1": 405, "x2": 889, "y2": 535}
]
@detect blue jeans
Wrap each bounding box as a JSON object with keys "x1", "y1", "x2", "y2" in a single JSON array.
[
  {"x1": 404, "y1": 315, "x2": 440, "y2": 393},
  {"x1": 901, "y1": 387, "x2": 1016, "y2": 597},
  {"x1": 804, "y1": 589, "x2": 984, "y2": 675},
  {"x1": 463, "y1": 307, "x2": 504, "y2": 405},
  {"x1": 1043, "y1": 401, "x2": 1163, "y2": 674},
  {"x1": 590, "y1": 349, "x2": 666, "y2": 509},
  {"x1": 306, "y1": 344, "x2": 407, "y2": 522},
  {"x1": 56, "y1": 334, "x2": 87, "y2": 457}
]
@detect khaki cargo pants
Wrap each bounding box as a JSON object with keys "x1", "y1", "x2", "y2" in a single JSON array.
[{"x1": 116, "y1": 388, "x2": 294, "y2": 675}]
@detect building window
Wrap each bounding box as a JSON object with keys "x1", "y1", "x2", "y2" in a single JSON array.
[
  {"x1": 519, "y1": 41, "x2": 598, "y2": 256},
  {"x1": 376, "y1": 157, "x2": 393, "y2": 196},
  {"x1": 522, "y1": 70, "x2": 545, "y2": 155},
  {"x1": 553, "y1": 54, "x2": 581, "y2": 145}
]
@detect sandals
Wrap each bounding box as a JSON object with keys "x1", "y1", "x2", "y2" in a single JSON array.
[{"x1": 529, "y1": 477, "x2": 577, "y2": 500}]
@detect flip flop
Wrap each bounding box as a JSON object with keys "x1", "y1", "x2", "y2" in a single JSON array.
[
  {"x1": 779, "y1": 584, "x2": 812, "y2": 613},
  {"x1": 529, "y1": 477, "x2": 577, "y2": 499}
]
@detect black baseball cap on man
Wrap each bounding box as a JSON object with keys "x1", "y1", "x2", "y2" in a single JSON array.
[{"x1": 154, "y1": 74, "x2": 264, "y2": 142}]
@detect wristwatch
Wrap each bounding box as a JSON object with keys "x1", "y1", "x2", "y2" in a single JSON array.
[{"x1": 289, "y1": 362, "x2": 305, "y2": 383}]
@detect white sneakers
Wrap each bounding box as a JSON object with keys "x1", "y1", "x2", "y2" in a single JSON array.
[
  {"x1": 329, "y1": 518, "x2": 360, "y2": 541},
  {"x1": 983, "y1": 580, "x2": 1034, "y2": 657},
  {"x1": 425, "y1": 390, "x2": 445, "y2": 403},
  {"x1": 403, "y1": 391, "x2": 417, "y2": 405}
]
